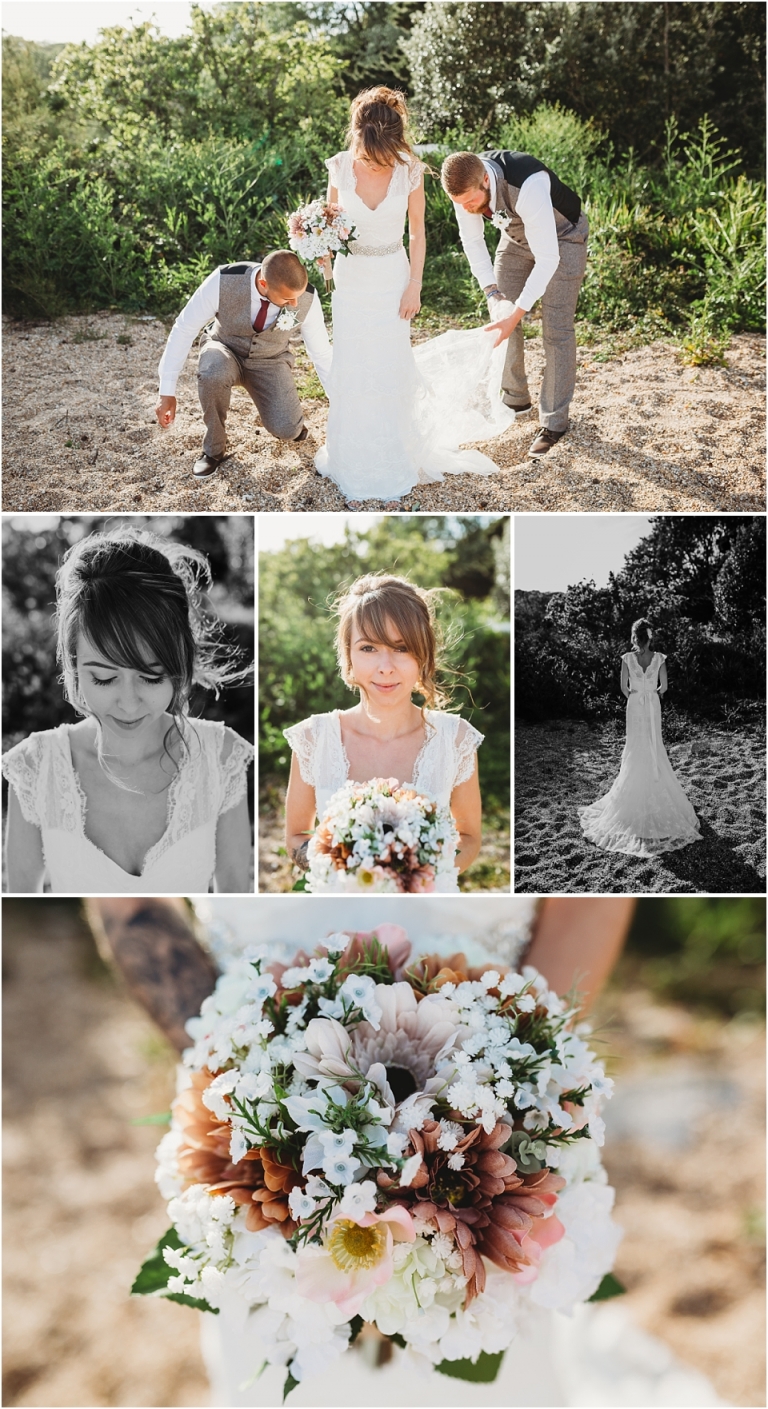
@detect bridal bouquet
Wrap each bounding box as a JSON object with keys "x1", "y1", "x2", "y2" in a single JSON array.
[
  {"x1": 135, "y1": 926, "x2": 622, "y2": 1400},
  {"x1": 304, "y1": 777, "x2": 459, "y2": 894},
  {"x1": 287, "y1": 200, "x2": 357, "y2": 290}
]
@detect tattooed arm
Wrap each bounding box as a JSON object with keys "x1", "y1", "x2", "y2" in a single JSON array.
[
  {"x1": 291, "y1": 839, "x2": 310, "y2": 871},
  {"x1": 85, "y1": 898, "x2": 219, "y2": 1053}
]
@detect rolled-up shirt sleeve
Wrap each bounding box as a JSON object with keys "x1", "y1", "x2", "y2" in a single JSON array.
[
  {"x1": 454, "y1": 203, "x2": 497, "y2": 290},
  {"x1": 158, "y1": 268, "x2": 220, "y2": 396},
  {"x1": 300, "y1": 291, "x2": 332, "y2": 394},
  {"x1": 513, "y1": 170, "x2": 561, "y2": 311}
]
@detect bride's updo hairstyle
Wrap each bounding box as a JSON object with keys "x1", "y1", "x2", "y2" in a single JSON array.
[
  {"x1": 333, "y1": 574, "x2": 451, "y2": 710},
  {"x1": 347, "y1": 86, "x2": 417, "y2": 169},
  {"x1": 630, "y1": 618, "x2": 654, "y2": 650},
  {"x1": 56, "y1": 526, "x2": 244, "y2": 743}
]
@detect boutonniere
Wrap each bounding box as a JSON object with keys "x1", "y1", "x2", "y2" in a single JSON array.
[
  {"x1": 276, "y1": 307, "x2": 298, "y2": 330},
  {"x1": 491, "y1": 210, "x2": 512, "y2": 230}
]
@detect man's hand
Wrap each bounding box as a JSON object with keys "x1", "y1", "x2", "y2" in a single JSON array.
[
  {"x1": 155, "y1": 394, "x2": 177, "y2": 428},
  {"x1": 487, "y1": 304, "x2": 526, "y2": 348}
]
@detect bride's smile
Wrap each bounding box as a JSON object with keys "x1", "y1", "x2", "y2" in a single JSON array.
[{"x1": 350, "y1": 627, "x2": 421, "y2": 709}]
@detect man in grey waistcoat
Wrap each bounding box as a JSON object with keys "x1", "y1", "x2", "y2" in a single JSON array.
[
  {"x1": 156, "y1": 249, "x2": 332, "y2": 478},
  {"x1": 442, "y1": 151, "x2": 589, "y2": 460}
]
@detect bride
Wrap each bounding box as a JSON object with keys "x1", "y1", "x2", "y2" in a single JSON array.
[
  {"x1": 2, "y1": 527, "x2": 254, "y2": 893},
  {"x1": 578, "y1": 618, "x2": 702, "y2": 856},
  {"x1": 283, "y1": 574, "x2": 484, "y2": 891},
  {"x1": 314, "y1": 87, "x2": 516, "y2": 504}
]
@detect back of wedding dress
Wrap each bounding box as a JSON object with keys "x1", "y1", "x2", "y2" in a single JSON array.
[{"x1": 579, "y1": 654, "x2": 702, "y2": 856}]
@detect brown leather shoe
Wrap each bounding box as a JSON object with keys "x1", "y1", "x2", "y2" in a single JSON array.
[
  {"x1": 293, "y1": 425, "x2": 309, "y2": 443},
  {"x1": 193, "y1": 452, "x2": 225, "y2": 478},
  {"x1": 528, "y1": 428, "x2": 566, "y2": 458}
]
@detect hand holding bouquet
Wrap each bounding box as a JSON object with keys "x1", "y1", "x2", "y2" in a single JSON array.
[
  {"x1": 135, "y1": 926, "x2": 622, "y2": 1400},
  {"x1": 287, "y1": 200, "x2": 357, "y2": 291},
  {"x1": 305, "y1": 777, "x2": 459, "y2": 893}
]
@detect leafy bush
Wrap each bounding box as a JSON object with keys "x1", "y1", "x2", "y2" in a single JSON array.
[
  {"x1": 2, "y1": 2, "x2": 765, "y2": 345},
  {"x1": 624, "y1": 897, "x2": 765, "y2": 1016},
  {"x1": 515, "y1": 518, "x2": 766, "y2": 725}
]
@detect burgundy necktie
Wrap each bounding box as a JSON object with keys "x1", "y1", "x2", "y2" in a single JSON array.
[
  {"x1": 253, "y1": 297, "x2": 270, "y2": 332},
  {"x1": 480, "y1": 204, "x2": 493, "y2": 221}
]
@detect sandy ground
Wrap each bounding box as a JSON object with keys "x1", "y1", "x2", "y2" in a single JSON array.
[
  {"x1": 257, "y1": 792, "x2": 511, "y2": 893},
  {"x1": 2, "y1": 313, "x2": 764, "y2": 514},
  {"x1": 514, "y1": 719, "x2": 767, "y2": 894},
  {"x1": 2, "y1": 900, "x2": 764, "y2": 1408}
]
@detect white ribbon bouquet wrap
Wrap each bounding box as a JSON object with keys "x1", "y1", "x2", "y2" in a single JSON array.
[{"x1": 133, "y1": 925, "x2": 623, "y2": 1401}]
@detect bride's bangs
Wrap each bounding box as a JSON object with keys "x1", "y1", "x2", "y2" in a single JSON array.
[
  {"x1": 352, "y1": 594, "x2": 429, "y2": 666},
  {"x1": 80, "y1": 591, "x2": 192, "y2": 699}
]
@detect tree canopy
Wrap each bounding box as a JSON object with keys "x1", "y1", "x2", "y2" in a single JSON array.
[{"x1": 516, "y1": 517, "x2": 766, "y2": 722}]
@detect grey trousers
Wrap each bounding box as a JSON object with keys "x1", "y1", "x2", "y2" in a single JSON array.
[
  {"x1": 197, "y1": 339, "x2": 304, "y2": 456},
  {"x1": 495, "y1": 213, "x2": 589, "y2": 432}
]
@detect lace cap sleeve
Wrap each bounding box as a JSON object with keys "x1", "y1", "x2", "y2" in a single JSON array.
[
  {"x1": 218, "y1": 729, "x2": 254, "y2": 816},
  {"x1": 454, "y1": 718, "x2": 484, "y2": 786},
  {"x1": 284, "y1": 717, "x2": 316, "y2": 786},
  {"x1": 325, "y1": 152, "x2": 348, "y2": 189},
  {"x1": 407, "y1": 157, "x2": 425, "y2": 192},
  {"x1": 657, "y1": 653, "x2": 667, "y2": 664},
  {"x1": 1, "y1": 734, "x2": 44, "y2": 827}
]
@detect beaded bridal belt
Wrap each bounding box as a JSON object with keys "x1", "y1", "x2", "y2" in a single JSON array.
[{"x1": 347, "y1": 239, "x2": 404, "y2": 257}]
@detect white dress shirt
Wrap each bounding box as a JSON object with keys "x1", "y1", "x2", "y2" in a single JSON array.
[
  {"x1": 157, "y1": 266, "x2": 333, "y2": 396},
  {"x1": 453, "y1": 162, "x2": 561, "y2": 312}
]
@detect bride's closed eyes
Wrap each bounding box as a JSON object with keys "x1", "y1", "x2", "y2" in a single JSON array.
[{"x1": 89, "y1": 672, "x2": 167, "y2": 686}]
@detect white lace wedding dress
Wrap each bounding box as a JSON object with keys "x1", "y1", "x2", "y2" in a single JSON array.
[
  {"x1": 578, "y1": 653, "x2": 702, "y2": 856},
  {"x1": 1, "y1": 720, "x2": 253, "y2": 892},
  {"x1": 191, "y1": 896, "x2": 725, "y2": 1409},
  {"x1": 314, "y1": 150, "x2": 516, "y2": 500},
  {"x1": 283, "y1": 709, "x2": 483, "y2": 893}
]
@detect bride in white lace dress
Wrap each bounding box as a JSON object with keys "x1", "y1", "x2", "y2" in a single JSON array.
[
  {"x1": 314, "y1": 87, "x2": 516, "y2": 503},
  {"x1": 578, "y1": 619, "x2": 702, "y2": 856},
  {"x1": 283, "y1": 575, "x2": 485, "y2": 893},
  {"x1": 2, "y1": 527, "x2": 253, "y2": 893}
]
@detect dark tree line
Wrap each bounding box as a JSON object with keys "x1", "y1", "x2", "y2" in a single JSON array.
[{"x1": 515, "y1": 517, "x2": 766, "y2": 723}]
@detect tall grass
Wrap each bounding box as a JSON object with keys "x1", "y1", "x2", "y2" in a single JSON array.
[{"x1": 3, "y1": 104, "x2": 764, "y2": 356}]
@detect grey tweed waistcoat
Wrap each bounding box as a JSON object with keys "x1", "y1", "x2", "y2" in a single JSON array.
[
  {"x1": 209, "y1": 262, "x2": 316, "y2": 362},
  {"x1": 481, "y1": 150, "x2": 583, "y2": 256}
]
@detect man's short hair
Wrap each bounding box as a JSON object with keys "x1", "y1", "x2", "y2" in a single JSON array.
[
  {"x1": 261, "y1": 249, "x2": 308, "y2": 291},
  {"x1": 441, "y1": 152, "x2": 486, "y2": 198}
]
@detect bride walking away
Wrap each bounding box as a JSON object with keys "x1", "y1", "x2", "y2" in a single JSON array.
[
  {"x1": 578, "y1": 619, "x2": 701, "y2": 855},
  {"x1": 514, "y1": 514, "x2": 766, "y2": 895}
]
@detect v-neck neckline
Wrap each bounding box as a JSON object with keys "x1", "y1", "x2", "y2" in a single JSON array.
[
  {"x1": 62, "y1": 725, "x2": 181, "y2": 878},
  {"x1": 351, "y1": 157, "x2": 396, "y2": 212},
  {"x1": 334, "y1": 709, "x2": 431, "y2": 787}
]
